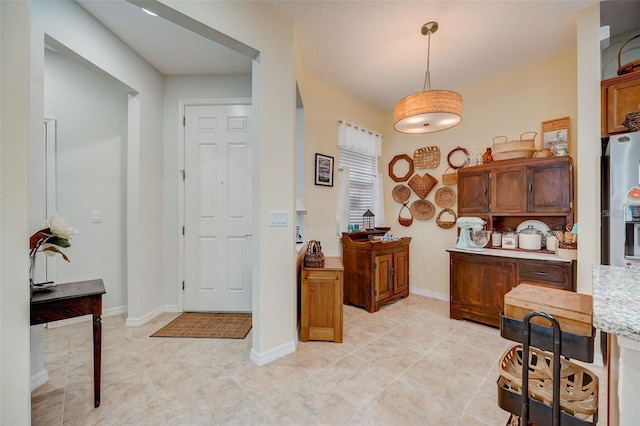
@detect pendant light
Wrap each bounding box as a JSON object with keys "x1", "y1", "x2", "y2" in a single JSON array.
[{"x1": 393, "y1": 22, "x2": 463, "y2": 134}]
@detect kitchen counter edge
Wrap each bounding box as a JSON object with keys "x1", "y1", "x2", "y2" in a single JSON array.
[
  {"x1": 446, "y1": 247, "x2": 572, "y2": 263},
  {"x1": 592, "y1": 264, "x2": 640, "y2": 342}
]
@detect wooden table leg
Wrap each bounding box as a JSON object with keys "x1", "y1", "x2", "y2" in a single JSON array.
[{"x1": 93, "y1": 313, "x2": 102, "y2": 407}]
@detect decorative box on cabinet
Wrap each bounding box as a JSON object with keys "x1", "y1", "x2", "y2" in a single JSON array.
[
  {"x1": 601, "y1": 72, "x2": 640, "y2": 136},
  {"x1": 341, "y1": 232, "x2": 411, "y2": 313},
  {"x1": 300, "y1": 256, "x2": 343, "y2": 342},
  {"x1": 449, "y1": 250, "x2": 574, "y2": 327}
]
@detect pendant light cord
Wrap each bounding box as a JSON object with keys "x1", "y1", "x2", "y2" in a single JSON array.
[{"x1": 423, "y1": 29, "x2": 431, "y2": 92}]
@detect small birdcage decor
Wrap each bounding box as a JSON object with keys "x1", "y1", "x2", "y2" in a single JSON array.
[{"x1": 362, "y1": 209, "x2": 375, "y2": 230}]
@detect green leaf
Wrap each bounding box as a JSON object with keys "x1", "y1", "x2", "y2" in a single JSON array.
[{"x1": 46, "y1": 236, "x2": 70, "y2": 248}]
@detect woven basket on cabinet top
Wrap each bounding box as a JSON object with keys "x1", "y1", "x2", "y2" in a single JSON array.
[
  {"x1": 492, "y1": 133, "x2": 537, "y2": 161},
  {"x1": 622, "y1": 111, "x2": 640, "y2": 132}
]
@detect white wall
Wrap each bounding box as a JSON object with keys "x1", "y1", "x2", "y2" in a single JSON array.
[
  {"x1": 159, "y1": 1, "x2": 298, "y2": 362},
  {"x1": 162, "y1": 74, "x2": 251, "y2": 306},
  {"x1": 0, "y1": 1, "x2": 31, "y2": 423},
  {"x1": 30, "y1": 1, "x2": 164, "y2": 323},
  {"x1": 576, "y1": 3, "x2": 602, "y2": 295},
  {"x1": 44, "y1": 49, "x2": 129, "y2": 310}
]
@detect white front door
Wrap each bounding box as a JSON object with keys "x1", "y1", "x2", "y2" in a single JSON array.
[{"x1": 183, "y1": 104, "x2": 252, "y2": 312}]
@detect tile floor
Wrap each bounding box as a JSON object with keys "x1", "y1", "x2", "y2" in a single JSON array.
[{"x1": 31, "y1": 295, "x2": 605, "y2": 425}]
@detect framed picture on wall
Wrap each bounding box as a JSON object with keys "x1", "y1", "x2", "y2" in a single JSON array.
[
  {"x1": 314, "y1": 153, "x2": 334, "y2": 187},
  {"x1": 542, "y1": 117, "x2": 570, "y2": 152}
]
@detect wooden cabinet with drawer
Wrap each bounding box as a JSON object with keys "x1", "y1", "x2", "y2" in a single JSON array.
[
  {"x1": 517, "y1": 259, "x2": 574, "y2": 290},
  {"x1": 449, "y1": 250, "x2": 574, "y2": 327}
]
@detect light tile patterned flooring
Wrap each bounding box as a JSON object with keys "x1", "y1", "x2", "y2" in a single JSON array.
[{"x1": 31, "y1": 295, "x2": 605, "y2": 425}]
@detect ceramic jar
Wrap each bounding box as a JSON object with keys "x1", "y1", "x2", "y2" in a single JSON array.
[
  {"x1": 519, "y1": 225, "x2": 542, "y2": 250},
  {"x1": 491, "y1": 231, "x2": 502, "y2": 247},
  {"x1": 502, "y1": 232, "x2": 518, "y2": 249}
]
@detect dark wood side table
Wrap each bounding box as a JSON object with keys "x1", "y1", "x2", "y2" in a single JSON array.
[{"x1": 30, "y1": 279, "x2": 106, "y2": 407}]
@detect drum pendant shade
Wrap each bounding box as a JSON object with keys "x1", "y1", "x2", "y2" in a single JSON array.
[{"x1": 393, "y1": 22, "x2": 463, "y2": 134}]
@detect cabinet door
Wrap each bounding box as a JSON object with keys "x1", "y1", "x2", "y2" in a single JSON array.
[
  {"x1": 374, "y1": 254, "x2": 393, "y2": 302},
  {"x1": 458, "y1": 169, "x2": 490, "y2": 213},
  {"x1": 491, "y1": 165, "x2": 526, "y2": 212},
  {"x1": 527, "y1": 161, "x2": 571, "y2": 213},
  {"x1": 393, "y1": 248, "x2": 409, "y2": 295},
  {"x1": 450, "y1": 253, "x2": 516, "y2": 326},
  {"x1": 605, "y1": 77, "x2": 640, "y2": 135},
  {"x1": 301, "y1": 269, "x2": 342, "y2": 342}
]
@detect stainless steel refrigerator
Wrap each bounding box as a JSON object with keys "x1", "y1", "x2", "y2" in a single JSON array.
[{"x1": 602, "y1": 131, "x2": 640, "y2": 267}]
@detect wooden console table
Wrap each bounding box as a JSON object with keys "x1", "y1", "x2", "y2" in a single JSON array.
[{"x1": 30, "y1": 279, "x2": 106, "y2": 407}]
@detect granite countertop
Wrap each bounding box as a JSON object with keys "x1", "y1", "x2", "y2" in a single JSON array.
[
  {"x1": 447, "y1": 247, "x2": 572, "y2": 263},
  {"x1": 592, "y1": 264, "x2": 640, "y2": 342}
]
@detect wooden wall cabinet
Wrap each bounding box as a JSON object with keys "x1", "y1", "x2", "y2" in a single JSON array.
[
  {"x1": 449, "y1": 251, "x2": 574, "y2": 327},
  {"x1": 458, "y1": 168, "x2": 491, "y2": 214},
  {"x1": 300, "y1": 256, "x2": 343, "y2": 342},
  {"x1": 342, "y1": 232, "x2": 411, "y2": 313},
  {"x1": 458, "y1": 156, "x2": 574, "y2": 228},
  {"x1": 601, "y1": 72, "x2": 640, "y2": 136}
]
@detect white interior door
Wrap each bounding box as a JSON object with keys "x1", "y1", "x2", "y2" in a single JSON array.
[{"x1": 184, "y1": 104, "x2": 252, "y2": 312}]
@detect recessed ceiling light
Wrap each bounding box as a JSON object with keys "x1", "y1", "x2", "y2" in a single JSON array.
[{"x1": 141, "y1": 8, "x2": 158, "y2": 17}]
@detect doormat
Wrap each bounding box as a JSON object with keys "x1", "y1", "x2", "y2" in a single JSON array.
[{"x1": 150, "y1": 312, "x2": 252, "y2": 339}]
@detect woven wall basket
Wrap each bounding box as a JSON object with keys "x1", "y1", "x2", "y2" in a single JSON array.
[
  {"x1": 413, "y1": 146, "x2": 440, "y2": 169},
  {"x1": 410, "y1": 199, "x2": 435, "y2": 221},
  {"x1": 408, "y1": 173, "x2": 438, "y2": 199},
  {"x1": 442, "y1": 167, "x2": 457, "y2": 185},
  {"x1": 397, "y1": 203, "x2": 413, "y2": 227},
  {"x1": 436, "y1": 208, "x2": 457, "y2": 229}
]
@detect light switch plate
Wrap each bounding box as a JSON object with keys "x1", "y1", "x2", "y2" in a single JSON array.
[
  {"x1": 91, "y1": 210, "x2": 102, "y2": 223},
  {"x1": 270, "y1": 211, "x2": 288, "y2": 227}
]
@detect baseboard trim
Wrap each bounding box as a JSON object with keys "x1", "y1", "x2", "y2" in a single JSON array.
[
  {"x1": 125, "y1": 305, "x2": 179, "y2": 327},
  {"x1": 249, "y1": 340, "x2": 296, "y2": 366},
  {"x1": 410, "y1": 287, "x2": 448, "y2": 302},
  {"x1": 30, "y1": 368, "x2": 49, "y2": 391}
]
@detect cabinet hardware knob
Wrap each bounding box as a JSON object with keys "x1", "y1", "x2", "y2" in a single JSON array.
[{"x1": 534, "y1": 271, "x2": 548, "y2": 275}]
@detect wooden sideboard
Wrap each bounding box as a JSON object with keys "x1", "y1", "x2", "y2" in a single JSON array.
[
  {"x1": 342, "y1": 232, "x2": 411, "y2": 313},
  {"x1": 453, "y1": 156, "x2": 576, "y2": 327},
  {"x1": 449, "y1": 250, "x2": 574, "y2": 327}
]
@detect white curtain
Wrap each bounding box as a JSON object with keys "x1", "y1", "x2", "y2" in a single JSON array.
[
  {"x1": 337, "y1": 120, "x2": 382, "y2": 156},
  {"x1": 372, "y1": 173, "x2": 385, "y2": 227},
  {"x1": 335, "y1": 166, "x2": 350, "y2": 236}
]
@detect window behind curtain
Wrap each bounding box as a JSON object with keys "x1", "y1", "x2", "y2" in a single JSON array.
[{"x1": 339, "y1": 147, "x2": 378, "y2": 225}]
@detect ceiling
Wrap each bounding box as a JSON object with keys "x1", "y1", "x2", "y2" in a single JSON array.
[{"x1": 76, "y1": 0, "x2": 640, "y2": 111}]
